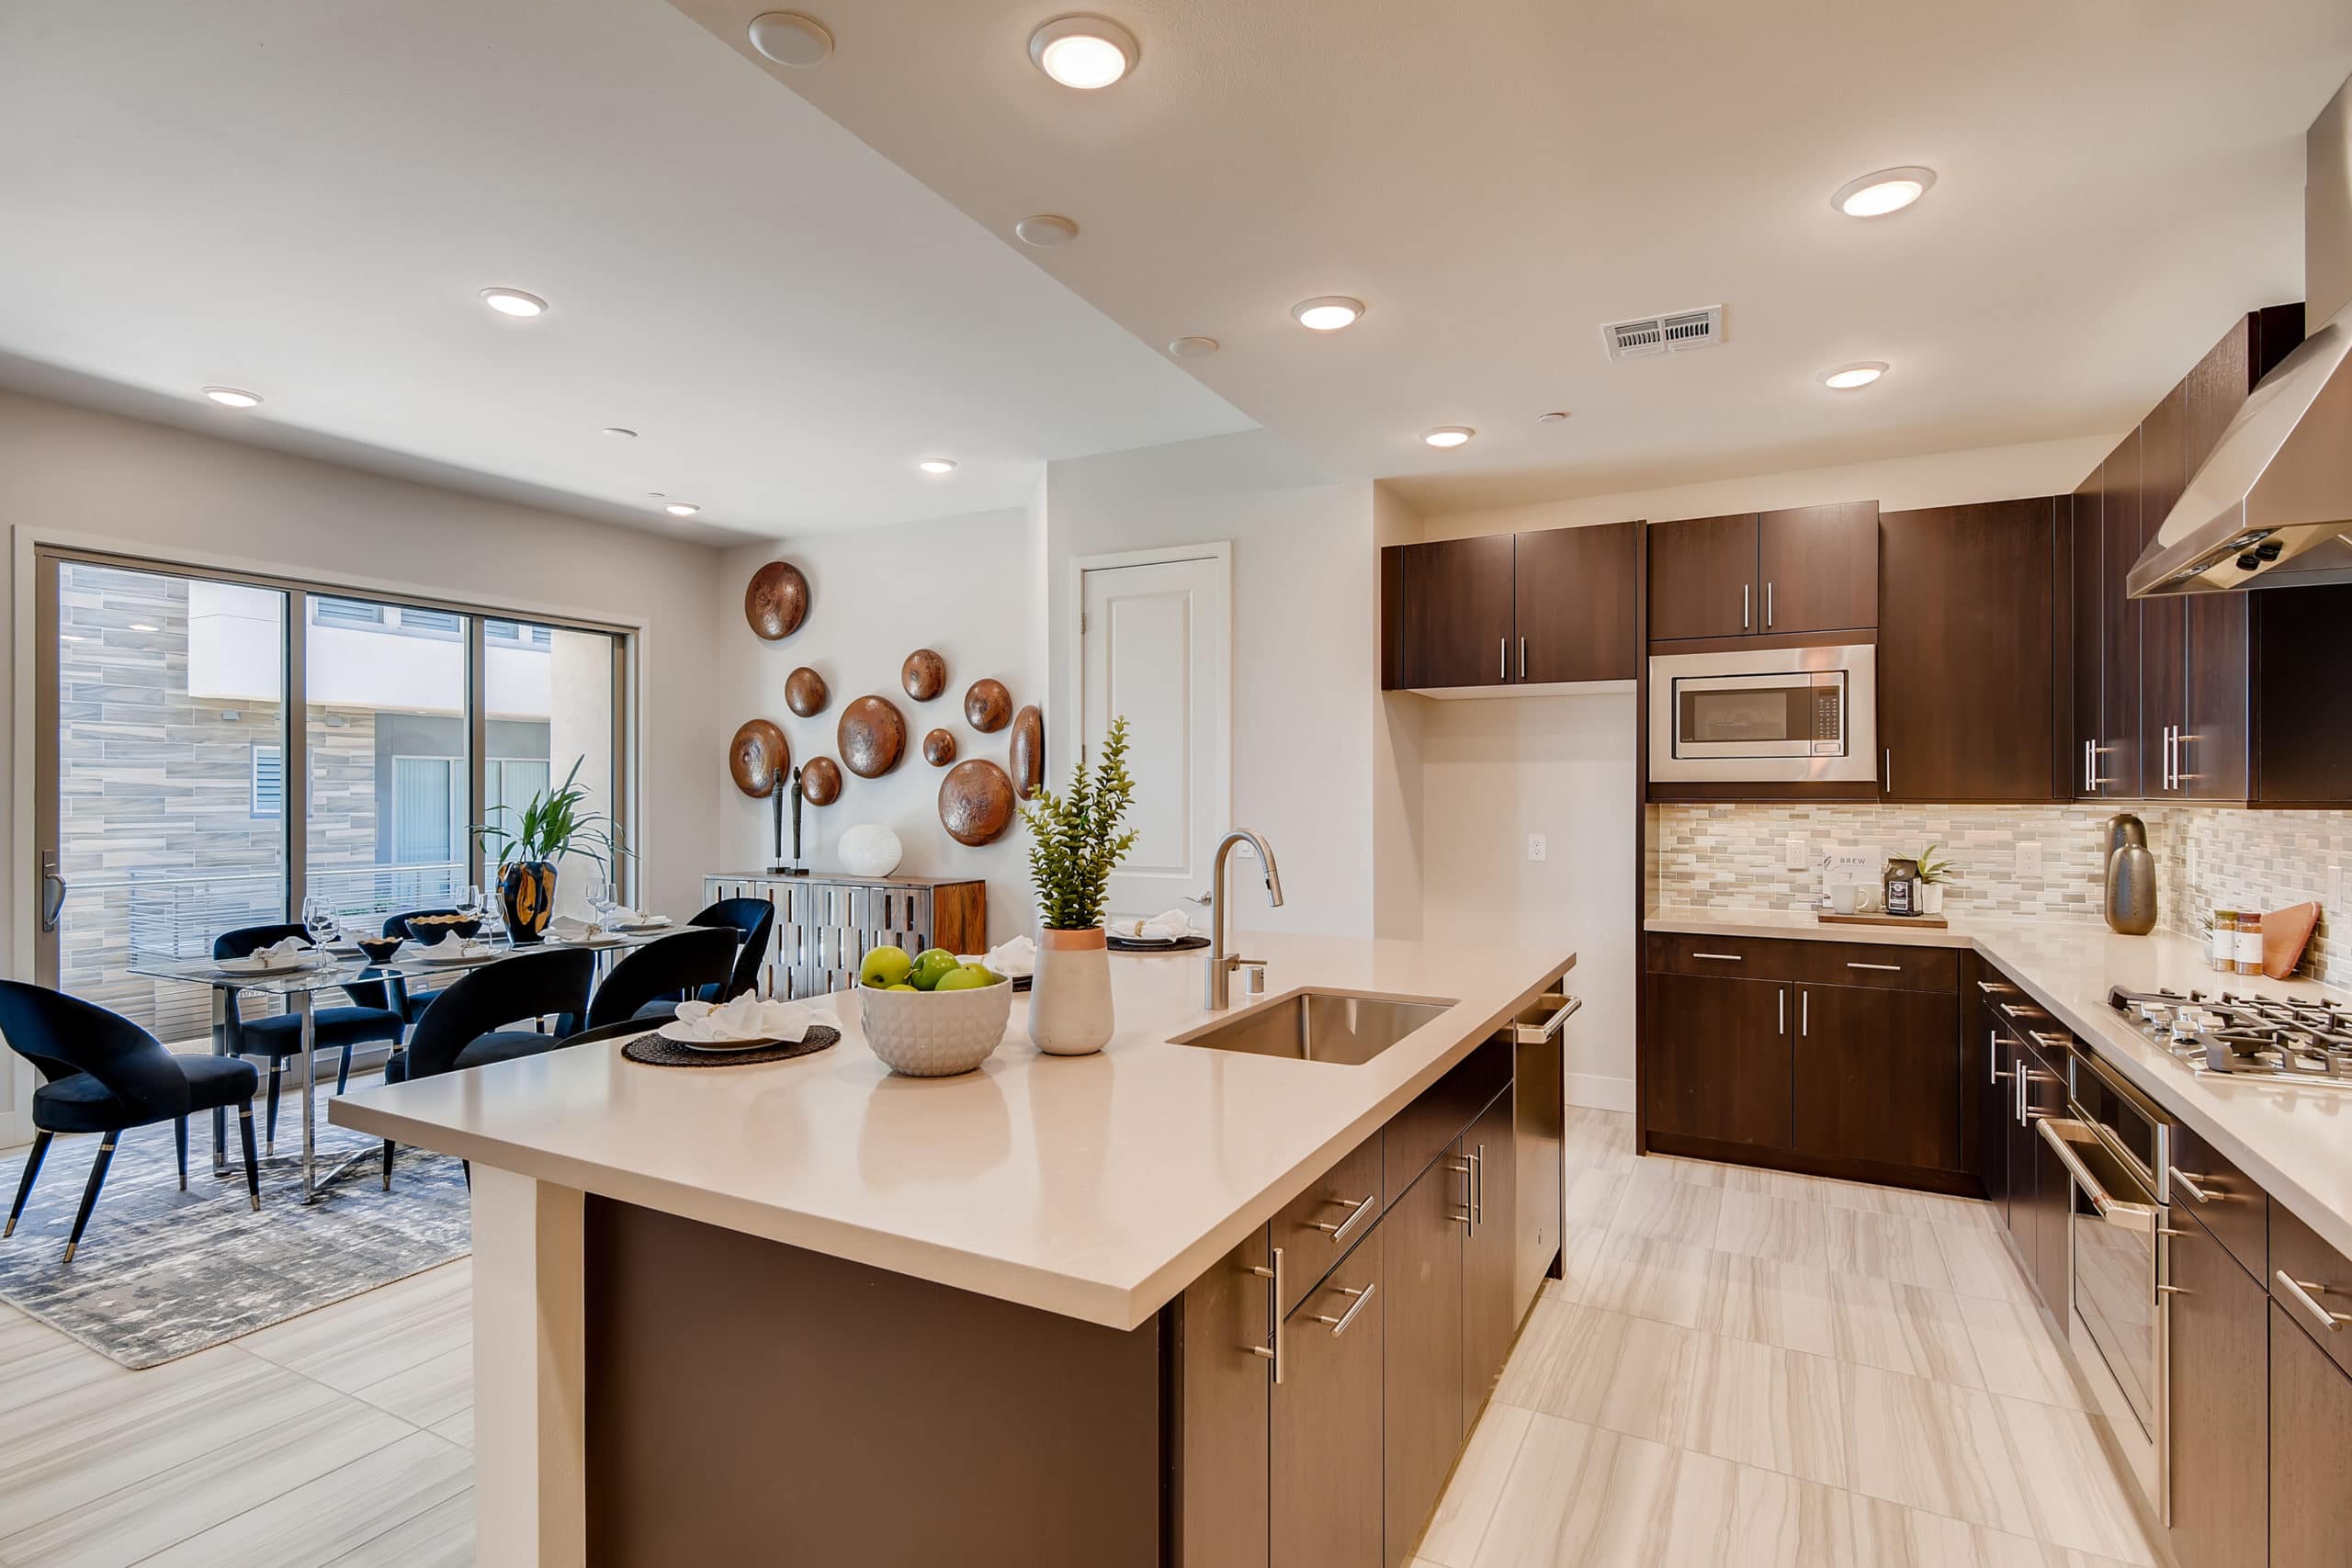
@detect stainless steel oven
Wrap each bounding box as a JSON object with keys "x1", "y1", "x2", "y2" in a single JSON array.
[
  {"x1": 2039, "y1": 1049, "x2": 2173, "y2": 1521},
  {"x1": 1645, "y1": 643, "x2": 1876, "y2": 784}
]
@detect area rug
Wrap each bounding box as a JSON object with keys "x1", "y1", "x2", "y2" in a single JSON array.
[{"x1": 0, "y1": 1079, "x2": 470, "y2": 1368}]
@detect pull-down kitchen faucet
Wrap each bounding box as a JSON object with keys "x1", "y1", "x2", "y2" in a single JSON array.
[{"x1": 1204, "y1": 829, "x2": 1283, "y2": 1009}]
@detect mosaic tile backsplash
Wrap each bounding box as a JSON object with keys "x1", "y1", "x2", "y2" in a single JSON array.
[{"x1": 1652, "y1": 803, "x2": 2346, "y2": 987}]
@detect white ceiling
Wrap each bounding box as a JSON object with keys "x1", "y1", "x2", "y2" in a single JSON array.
[
  {"x1": 0, "y1": 0, "x2": 1250, "y2": 539},
  {"x1": 673, "y1": 0, "x2": 2352, "y2": 513}
]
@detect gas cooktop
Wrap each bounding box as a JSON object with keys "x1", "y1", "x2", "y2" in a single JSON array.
[{"x1": 2109, "y1": 987, "x2": 2352, "y2": 1087}]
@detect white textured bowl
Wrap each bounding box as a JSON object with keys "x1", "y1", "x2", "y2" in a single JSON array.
[{"x1": 857, "y1": 977, "x2": 1012, "y2": 1077}]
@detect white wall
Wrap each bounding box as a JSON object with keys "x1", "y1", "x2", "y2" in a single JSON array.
[
  {"x1": 1, "y1": 389, "x2": 724, "y2": 1135},
  {"x1": 1045, "y1": 432, "x2": 1378, "y2": 939},
  {"x1": 711, "y1": 509, "x2": 1041, "y2": 945}
]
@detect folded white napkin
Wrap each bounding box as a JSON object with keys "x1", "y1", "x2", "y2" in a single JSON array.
[
  {"x1": 613, "y1": 909, "x2": 670, "y2": 929},
  {"x1": 547, "y1": 915, "x2": 601, "y2": 942},
  {"x1": 1111, "y1": 909, "x2": 1195, "y2": 942},
  {"x1": 671, "y1": 993, "x2": 841, "y2": 1043},
  {"x1": 965, "y1": 934, "x2": 1035, "y2": 978},
  {"x1": 425, "y1": 938, "x2": 496, "y2": 961},
  {"x1": 222, "y1": 936, "x2": 316, "y2": 970}
]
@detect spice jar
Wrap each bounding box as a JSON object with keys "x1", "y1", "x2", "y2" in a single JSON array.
[
  {"x1": 2234, "y1": 909, "x2": 2264, "y2": 976},
  {"x1": 2210, "y1": 910, "x2": 2238, "y2": 972}
]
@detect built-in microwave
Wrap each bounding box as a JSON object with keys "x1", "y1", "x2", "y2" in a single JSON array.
[{"x1": 1646, "y1": 643, "x2": 1876, "y2": 784}]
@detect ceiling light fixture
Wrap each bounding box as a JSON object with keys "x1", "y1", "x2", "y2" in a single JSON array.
[
  {"x1": 1291, "y1": 296, "x2": 1364, "y2": 332},
  {"x1": 1538, "y1": 411, "x2": 1571, "y2": 423},
  {"x1": 1421, "y1": 426, "x2": 1476, "y2": 448},
  {"x1": 1014, "y1": 214, "x2": 1080, "y2": 248},
  {"x1": 1820, "y1": 361, "x2": 1889, "y2": 389},
  {"x1": 1029, "y1": 16, "x2": 1137, "y2": 89},
  {"x1": 1832, "y1": 166, "x2": 1936, "y2": 218},
  {"x1": 663, "y1": 502, "x2": 701, "y2": 517},
  {"x1": 201, "y1": 386, "x2": 262, "y2": 408},
  {"x1": 480, "y1": 288, "x2": 548, "y2": 319},
  {"x1": 747, "y1": 10, "x2": 834, "y2": 66},
  {"x1": 602, "y1": 426, "x2": 638, "y2": 439},
  {"x1": 918, "y1": 458, "x2": 957, "y2": 475},
  {"x1": 1167, "y1": 335, "x2": 1219, "y2": 358}
]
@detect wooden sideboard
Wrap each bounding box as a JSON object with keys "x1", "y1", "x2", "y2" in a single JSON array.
[{"x1": 702, "y1": 872, "x2": 986, "y2": 999}]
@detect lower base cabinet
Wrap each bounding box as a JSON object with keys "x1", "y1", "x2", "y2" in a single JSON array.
[
  {"x1": 1381, "y1": 1155, "x2": 1464, "y2": 1566},
  {"x1": 1792, "y1": 983, "x2": 1961, "y2": 1170},
  {"x1": 1644, "y1": 972, "x2": 1792, "y2": 1147},
  {"x1": 2268, "y1": 1301, "x2": 2352, "y2": 1568},
  {"x1": 1462, "y1": 1093, "x2": 1518, "y2": 1410},
  {"x1": 2165, "y1": 1211, "x2": 2267, "y2": 1568},
  {"x1": 1273, "y1": 1229, "x2": 1385, "y2": 1568}
]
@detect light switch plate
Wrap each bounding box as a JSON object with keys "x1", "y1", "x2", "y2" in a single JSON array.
[
  {"x1": 1527, "y1": 833, "x2": 1547, "y2": 863},
  {"x1": 1784, "y1": 836, "x2": 1808, "y2": 872},
  {"x1": 2016, "y1": 840, "x2": 2045, "y2": 880}
]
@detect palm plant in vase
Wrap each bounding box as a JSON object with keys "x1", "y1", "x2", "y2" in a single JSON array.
[
  {"x1": 1915, "y1": 842, "x2": 1960, "y2": 916},
  {"x1": 471, "y1": 757, "x2": 630, "y2": 942},
  {"x1": 1017, "y1": 716, "x2": 1138, "y2": 1055}
]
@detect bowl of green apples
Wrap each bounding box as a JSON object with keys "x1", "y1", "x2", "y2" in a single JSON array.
[{"x1": 854, "y1": 945, "x2": 1013, "y2": 1077}]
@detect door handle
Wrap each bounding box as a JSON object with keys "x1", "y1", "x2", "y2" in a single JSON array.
[
  {"x1": 1846, "y1": 962, "x2": 1902, "y2": 972},
  {"x1": 1309, "y1": 1193, "x2": 1377, "y2": 1245},
  {"x1": 1313, "y1": 1280, "x2": 1377, "y2": 1337},
  {"x1": 39, "y1": 855, "x2": 68, "y2": 932},
  {"x1": 1883, "y1": 749, "x2": 1893, "y2": 794},
  {"x1": 1245, "y1": 1247, "x2": 1284, "y2": 1382},
  {"x1": 1766, "y1": 581, "x2": 1774, "y2": 629},
  {"x1": 1778, "y1": 987, "x2": 1786, "y2": 1036},
  {"x1": 1742, "y1": 583, "x2": 1750, "y2": 630},
  {"x1": 2277, "y1": 1271, "x2": 2352, "y2": 1335},
  {"x1": 1518, "y1": 637, "x2": 1526, "y2": 681},
  {"x1": 2167, "y1": 1168, "x2": 2219, "y2": 1205},
  {"x1": 1800, "y1": 989, "x2": 1809, "y2": 1036},
  {"x1": 1498, "y1": 637, "x2": 1507, "y2": 681}
]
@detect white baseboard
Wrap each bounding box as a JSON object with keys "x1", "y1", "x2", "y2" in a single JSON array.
[{"x1": 1566, "y1": 1072, "x2": 1634, "y2": 1114}]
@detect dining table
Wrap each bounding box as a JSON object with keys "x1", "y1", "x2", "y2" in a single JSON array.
[{"x1": 128, "y1": 921, "x2": 706, "y2": 1204}]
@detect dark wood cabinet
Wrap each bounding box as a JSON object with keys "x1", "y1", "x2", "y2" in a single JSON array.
[
  {"x1": 2021, "y1": 1037, "x2": 2072, "y2": 1314},
  {"x1": 1643, "y1": 971, "x2": 1791, "y2": 1149},
  {"x1": 1515, "y1": 522, "x2": 1638, "y2": 683},
  {"x1": 1877, "y1": 499, "x2": 2062, "y2": 802},
  {"x1": 1757, "y1": 502, "x2": 1879, "y2": 635},
  {"x1": 1792, "y1": 983, "x2": 1962, "y2": 1173},
  {"x1": 2138, "y1": 386, "x2": 2188, "y2": 798},
  {"x1": 2251, "y1": 585, "x2": 2352, "y2": 806},
  {"x1": 1272, "y1": 1228, "x2": 1385, "y2": 1568},
  {"x1": 2268, "y1": 1302, "x2": 2352, "y2": 1568},
  {"x1": 1382, "y1": 525, "x2": 1637, "y2": 691},
  {"x1": 1175, "y1": 1230, "x2": 1272, "y2": 1568},
  {"x1": 2003, "y1": 1030, "x2": 2036, "y2": 1265},
  {"x1": 1647, "y1": 513, "x2": 1758, "y2": 640},
  {"x1": 1978, "y1": 1014, "x2": 2013, "y2": 1224},
  {"x1": 2097, "y1": 427, "x2": 2145, "y2": 799},
  {"x1": 1380, "y1": 1155, "x2": 1462, "y2": 1568},
  {"x1": 2165, "y1": 1210, "x2": 2267, "y2": 1568},
  {"x1": 1461, "y1": 1092, "x2": 1518, "y2": 1416},
  {"x1": 2070, "y1": 474, "x2": 2105, "y2": 798}
]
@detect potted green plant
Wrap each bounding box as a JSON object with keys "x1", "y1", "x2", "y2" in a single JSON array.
[
  {"x1": 471, "y1": 757, "x2": 629, "y2": 942},
  {"x1": 1915, "y1": 842, "x2": 1960, "y2": 916},
  {"x1": 1017, "y1": 716, "x2": 1137, "y2": 1055}
]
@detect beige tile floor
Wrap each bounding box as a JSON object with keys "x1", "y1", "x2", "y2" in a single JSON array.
[{"x1": 0, "y1": 1105, "x2": 2160, "y2": 1568}]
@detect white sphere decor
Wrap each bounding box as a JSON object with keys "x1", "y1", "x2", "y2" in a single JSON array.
[{"x1": 837, "y1": 824, "x2": 904, "y2": 878}]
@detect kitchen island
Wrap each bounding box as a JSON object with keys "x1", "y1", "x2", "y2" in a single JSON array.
[{"x1": 334, "y1": 933, "x2": 1575, "y2": 1568}]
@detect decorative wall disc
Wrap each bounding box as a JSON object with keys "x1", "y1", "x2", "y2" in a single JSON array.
[
  {"x1": 729, "y1": 719, "x2": 788, "y2": 798},
  {"x1": 963, "y1": 677, "x2": 1012, "y2": 733},
  {"x1": 939, "y1": 760, "x2": 1015, "y2": 846},
  {"x1": 900, "y1": 649, "x2": 946, "y2": 702},
  {"x1": 785, "y1": 665, "x2": 830, "y2": 717},
  {"x1": 745, "y1": 561, "x2": 810, "y2": 640},
  {"x1": 1011, "y1": 705, "x2": 1044, "y2": 799},
  {"x1": 838, "y1": 694, "x2": 908, "y2": 778},
  {"x1": 922, "y1": 728, "x2": 957, "y2": 767},
  {"x1": 798, "y1": 756, "x2": 842, "y2": 806}
]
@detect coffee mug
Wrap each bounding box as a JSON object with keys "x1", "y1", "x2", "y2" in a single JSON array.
[{"x1": 1831, "y1": 882, "x2": 1879, "y2": 915}]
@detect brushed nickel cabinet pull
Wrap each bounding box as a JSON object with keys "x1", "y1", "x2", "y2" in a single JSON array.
[
  {"x1": 2168, "y1": 1168, "x2": 2217, "y2": 1205},
  {"x1": 1245, "y1": 1247, "x2": 1284, "y2": 1382},
  {"x1": 1847, "y1": 962, "x2": 1901, "y2": 972},
  {"x1": 1315, "y1": 1281, "x2": 1377, "y2": 1337},
  {"x1": 1742, "y1": 583, "x2": 1750, "y2": 630},
  {"x1": 2277, "y1": 1271, "x2": 2352, "y2": 1335},
  {"x1": 1310, "y1": 1193, "x2": 1377, "y2": 1246},
  {"x1": 1519, "y1": 637, "x2": 1526, "y2": 680},
  {"x1": 1690, "y1": 952, "x2": 1743, "y2": 962}
]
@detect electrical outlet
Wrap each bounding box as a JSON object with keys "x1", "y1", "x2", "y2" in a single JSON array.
[
  {"x1": 1784, "y1": 836, "x2": 1808, "y2": 872},
  {"x1": 2016, "y1": 840, "x2": 2045, "y2": 880},
  {"x1": 1527, "y1": 834, "x2": 1547, "y2": 863}
]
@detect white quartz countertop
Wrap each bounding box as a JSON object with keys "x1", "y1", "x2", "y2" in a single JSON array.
[
  {"x1": 333, "y1": 933, "x2": 1573, "y2": 1331},
  {"x1": 1651, "y1": 906, "x2": 2352, "y2": 1259}
]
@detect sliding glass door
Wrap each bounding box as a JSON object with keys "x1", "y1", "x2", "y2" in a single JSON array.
[{"x1": 30, "y1": 547, "x2": 632, "y2": 1046}]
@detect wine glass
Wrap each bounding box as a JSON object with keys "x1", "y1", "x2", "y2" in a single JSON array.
[
  {"x1": 585, "y1": 871, "x2": 616, "y2": 930},
  {"x1": 301, "y1": 895, "x2": 335, "y2": 951},
  {"x1": 460, "y1": 884, "x2": 482, "y2": 918}
]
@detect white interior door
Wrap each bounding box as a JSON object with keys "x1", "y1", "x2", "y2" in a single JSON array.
[{"x1": 1079, "y1": 553, "x2": 1228, "y2": 921}]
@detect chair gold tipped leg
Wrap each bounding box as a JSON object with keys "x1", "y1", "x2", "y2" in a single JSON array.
[{"x1": 61, "y1": 1242, "x2": 75, "y2": 1264}]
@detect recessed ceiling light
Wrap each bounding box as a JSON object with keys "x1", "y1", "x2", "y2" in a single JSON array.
[
  {"x1": 1537, "y1": 411, "x2": 1571, "y2": 423},
  {"x1": 602, "y1": 426, "x2": 638, "y2": 439},
  {"x1": 747, "y1": 10, "x2": 833, "y2": 67},
  {"x1": 129, "y1": 623, "x2": 160, "y2": 633},
  {"x1": 1014, "y1": 214, "x2": 1080, "y2": 248},
  {"x1": 1421, "y1": 426, "x2": 1476, "y2": 448},
  {"x1": 1167, "y1": 335, "x2": 1220, "y2": 358},
  {"x1": 201, "y1": 386, "x2": 262, "y2": 408},
  {"x1": 663, "y1": 502, "x2": 701, "y2": 517},
  {"x1": 1820, "y1": 361, "x2": 1889, "y2": 389},
  {"x1": 918, "y1": 458, "x2": 957, "y2": 475},
  {"x1": 1291, "y1": 296, "x2": 1365, "y2": 332},
  {"x1": 480, "y1": 288, "x2": 547, "y2": 319},
  {"x1": 1832, "y1": 167, "x2": 1936, "y2": 218},
  {"x1": 1029, "y1": 16, "x2": 1137, "y2": 89}
]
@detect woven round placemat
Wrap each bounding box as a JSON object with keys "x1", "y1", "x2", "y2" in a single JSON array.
[{"x1": 621, "y1": 1026, "x2": 840, "y2": 1068}]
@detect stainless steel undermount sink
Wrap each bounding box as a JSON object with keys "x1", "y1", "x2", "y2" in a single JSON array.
[{"x1": 1170, "y1": 989, "x2": 1455, "y2": 1066}]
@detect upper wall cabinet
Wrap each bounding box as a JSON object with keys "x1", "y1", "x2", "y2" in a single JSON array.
[
  {"x1": 1381, "y1": 523, "x2": 1637, "y2": 693},
  {"x1": 1649, "y1": 503, "x2": 1879, "y2": 643}
]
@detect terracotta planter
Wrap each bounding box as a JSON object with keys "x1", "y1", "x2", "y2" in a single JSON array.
[
  {"x1": 1030, "y1": 927, "x2": 1114, "y2": 1056},
  {"x1": 500, "y1": 860, "x2": 557, "y2": 944}
]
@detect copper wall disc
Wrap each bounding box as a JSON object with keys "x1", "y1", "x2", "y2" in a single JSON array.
[
  {"x1": 729, "y1": 719, "x2": 788, "y2": 797},
  {"x1": 838, "y1": 694, "x2": 908, "y2": 778},
  {"x1": 745, "y1": 561, "x2": 810, "y2": 640},
  {"x1": 939, "y1": 760, "x2": 1014, "y2": 846},
  {"x1": 900, "y1": 649, "x2": 946, "y2": 702},
  {"x1": 798, "y1": 756, "x2": 842, "y2": 806},
  {"x1": 785, "y1": 666, "x2": 830, "y2": 717},
  {"x1": 1011, "y1": 705, "x2": 1044, "y2": 799},
  {"x1": 922, "y1": 728, "x2": 957, "y2": 766},
  {"x1": 963, "y1": 677, "x2": 1012, "y2": 733}
]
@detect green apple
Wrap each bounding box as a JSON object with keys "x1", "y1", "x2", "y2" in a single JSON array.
[
  {"x1": 859, "y1": 946, "x2": 913, "y2": 987},
  {"x1": 885, "y1": 982, "x2": 918, "y2": 992},
  {"x1": 910, "y1": 948, "x2": 961, "y2": 990},
  {"x1": 933, "y1": 964, "x2": 996, "y2": 992}
]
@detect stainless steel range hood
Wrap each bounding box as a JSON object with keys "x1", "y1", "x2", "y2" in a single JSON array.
[{"x1": 2128, "y1": 73, "x2": 2352, "y2": 597}]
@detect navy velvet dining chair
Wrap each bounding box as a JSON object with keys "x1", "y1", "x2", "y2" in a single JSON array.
[
  {"x1": 0, "y1": 981, "x2": 262, "y2": 1262},
  {"x1": 589, "y1": 926, "x2": 737, "y2": 1029},
  {"x1": 214, "y1": 922, "x2": 405, "y2": 1152},
  {"x1": 376, "y1": 908, "x2": 466, "y2": 1024},
  {"x1": 686, "y1": 896, "x2": 775, "y2": 1003}
]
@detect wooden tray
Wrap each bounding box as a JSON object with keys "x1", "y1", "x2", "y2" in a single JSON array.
[{"x1": 1816, "y1": 910, "x2": 1950, "y2": 930}]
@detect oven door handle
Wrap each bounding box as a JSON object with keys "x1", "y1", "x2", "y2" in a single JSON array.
[{"x1": 2036, "y1": 1118, "x2": 2158, "y2": 1231}]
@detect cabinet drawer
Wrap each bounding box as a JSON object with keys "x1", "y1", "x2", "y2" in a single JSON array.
[
  {"x1": 2168, "y1": 1122, "x2": 2268, "y2": 1284},
  {"x1": 1271, "y1": 1131, "x2": 1384, "y2": 1316},
  {"x1": 1386, "y1": 1037, "x2": 1510, "y2": 1203},
  {"x1": 2269, "y1": 1202, "x2": 2352, "y2": 1378},
  {"x1": 1647, "y1": 931, "x2": 1957, "y2": 992}
]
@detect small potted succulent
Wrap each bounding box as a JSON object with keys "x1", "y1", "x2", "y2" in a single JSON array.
[
  {"x1": 1915, "y1": 842, "x2": 1960, "y2": 916},
  {"x1": 1017, "y1": 716, "x2": 1137, "y2": 1055}
]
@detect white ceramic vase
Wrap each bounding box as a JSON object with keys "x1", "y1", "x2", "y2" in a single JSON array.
[
  {"x1": 1918, "y1": 883, "x2": 1945, "y2": 915},
  {"x1": 1030, "y1": 928, "x2": 1114, "y2": 1055}
]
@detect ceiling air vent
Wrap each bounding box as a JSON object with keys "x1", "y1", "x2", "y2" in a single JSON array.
[{"x1": 1600, "y1": 305, "x2": 1725, "y2": 361}]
